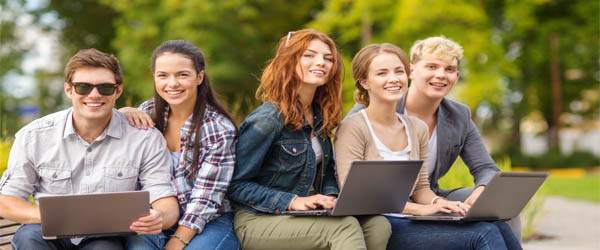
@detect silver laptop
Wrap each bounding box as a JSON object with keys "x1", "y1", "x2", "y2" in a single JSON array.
[
  {"x1": 405, "y1": 172, "x2": 548, "y2": 221},
  {"x1": 281, "y1": 160, "x2": 422, "y2": 216},
  {"x1": 39, "y1": 191, "x2": 149, "y2": 239}
]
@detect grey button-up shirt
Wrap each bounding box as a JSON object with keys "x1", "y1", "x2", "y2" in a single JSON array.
[{"x1": 0, "y1": 108, "x2": 175, "y2": 203}]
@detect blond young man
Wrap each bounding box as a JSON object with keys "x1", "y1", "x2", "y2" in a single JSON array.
[{"x1": 347, "y1": 36, "x2": 521, "y2": 240}]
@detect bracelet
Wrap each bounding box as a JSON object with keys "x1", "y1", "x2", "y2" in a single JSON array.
[
  {"x1": 431, "y1": 196, "x2": 446, "y2": 205},
  {"x1": 287, "y1": 195, "x2": 299, "y2": 210},
  {"x1": 170, "y1": 234, "x2": 189, "y2": 246}
]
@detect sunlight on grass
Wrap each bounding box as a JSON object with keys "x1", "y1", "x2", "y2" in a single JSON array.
[{"x1": 543, "y1": 175, "x2": 600, "y2": 202}]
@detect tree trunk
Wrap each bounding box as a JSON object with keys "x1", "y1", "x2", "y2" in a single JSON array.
[
  {"x1": 548, "y1": 33, "x2": 562, "y2": 149},
  {"x1": 361, "y1": 8, "x2": 372, "y2": 46}
]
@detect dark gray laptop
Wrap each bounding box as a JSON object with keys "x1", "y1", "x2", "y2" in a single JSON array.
[
  {"x1": 38, "y1": 191, "x2": 149, "y2": 239},
  {"x1": 405, "y1": 172, "x2": 548, "y2": 221},
  {"x1": 281, "y1": 160, "x2": 422, "y2": 216}
]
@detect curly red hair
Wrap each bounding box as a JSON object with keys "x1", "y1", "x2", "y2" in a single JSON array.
[{"x1": 257, "y1": 29, "x2": 343, "y2": 137}]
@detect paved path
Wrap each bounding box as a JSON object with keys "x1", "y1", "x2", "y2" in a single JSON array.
[{"x1": 522, "y1": 196, "x2": 600, "y2": 250}]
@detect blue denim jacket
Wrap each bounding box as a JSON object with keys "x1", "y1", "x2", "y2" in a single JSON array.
[{"x1": 228, "y1": 102, "x2": 339, "y2": 214}]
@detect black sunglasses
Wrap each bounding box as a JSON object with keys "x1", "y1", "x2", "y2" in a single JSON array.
[{"x1": 69, "y1": 82, "x2": 119, "y2": 96}]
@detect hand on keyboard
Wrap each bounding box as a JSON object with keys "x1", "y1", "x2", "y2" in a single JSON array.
[{"x1": 289, "y1": 194, "x2": 337, "y2": 211}]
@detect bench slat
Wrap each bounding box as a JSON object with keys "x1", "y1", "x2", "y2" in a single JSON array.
[
  {"x1": 0, "y1": 234, "x2": 13, "y2": 247},
  {"x1": 0, "y1": 220, "x2": 17, "y2": 228},
  {"x1": 0, "y1": 225, "x2": 19, "y2": 237}
]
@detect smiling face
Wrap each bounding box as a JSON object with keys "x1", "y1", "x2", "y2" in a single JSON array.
[
  {"x1": 409, "y1": 57, "x2": 460, "y2": 100},
  {"x1": 65, "y1": 66, "x2": 122, "y2": 124},
  {"x1": 295, "y1": 39, "x2": 334, "y2": 88},
  {"x1": 361, "y1": 53, "x2": 409, "y2": 104},
  {"x1": 154, "y1": 52, "x2": 203, "y2": 109}
]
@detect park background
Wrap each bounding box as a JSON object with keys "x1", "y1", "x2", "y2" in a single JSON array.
[{"x1": 0, "y1": 0, "x2": 598, "y2": 248}]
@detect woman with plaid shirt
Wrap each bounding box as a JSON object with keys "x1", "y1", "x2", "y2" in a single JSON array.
[{"x1": 120, "y1": 40, "x2": 239, "y2": 250}]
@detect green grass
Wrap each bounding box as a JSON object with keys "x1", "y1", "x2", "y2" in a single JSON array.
[
  {"x1": 542, "y1": 175, "x2": 600, "y2": 202},
  {"x1": 438, "y1": 156, "x2": 600, "y2": 203}
]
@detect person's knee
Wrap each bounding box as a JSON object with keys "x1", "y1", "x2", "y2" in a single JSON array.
[
  {"x1": 478, "y1": 222, "x2": 503, "y2": 239},
  {"x1": 80, "y1": 237, "x2": 124, "y2": 250},
  {"x1": 364, "y1": 216, "x2": 391, "y2": 236},
  {"x1": 13, "y1": 224, "x2": 43, "y2": 243},
  {"x1": 12, "y1": 224, "x2": 49, "y2": 250},
  {"x1": 125, "y1": 234, "x2": 163, "y2": 250},
  {"x1": 338, "y1": 216, "x2": 361, "y2": 229}
]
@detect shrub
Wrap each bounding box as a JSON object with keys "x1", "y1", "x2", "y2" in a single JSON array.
[
  {"x1": 502, "y1": 149, "x2": 599, "y2": 169},
  {"x1": 0, "y1": 138, "x2": 12, "y2": 174}
]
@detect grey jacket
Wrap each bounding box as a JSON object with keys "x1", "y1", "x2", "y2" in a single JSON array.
[{"x1": 346, "y1": 93, "x2": 499, "y2": 195}]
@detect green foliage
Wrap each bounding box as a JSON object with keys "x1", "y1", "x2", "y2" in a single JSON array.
[
  {"x1": 101, "y1": 0, "x2": 323, "y2": 116},
  {"x1": 0, "y1": 138, "x2": 12, "y2": 174},
  {"x1": 496, "y1": 0, "x2": 600, "y2": 150},
  {"x1": 438, "y1": 156, "x2": 512, "y2": 189},
  {"x1": 509, "y1": 149, "x2": 600, "y2": 169},
  {"x1": 311, "y1": 0, "x2": 514, "y2": 115},
  {"x1": 34, "y1": 0, "x2": 119, "y2": 55},
  {"x1": 521, "y1": 185, "x2": 548, "y2": 241}
]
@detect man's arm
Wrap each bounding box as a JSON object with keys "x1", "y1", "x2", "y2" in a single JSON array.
[
  {"x1": 0, "y1": 130, "x2": 39, "y2": 224},
  {"x1": 152, "y1": 196, "x2": 179, "y2": 229},
  {"x1": 461, "y1": 118, "x2": 500, "y2": 187},
  {"x1": 459, "y1": 107, "x2": 499, "y2": 204},
  {"x1": 0, "y1": 195, "x2": 40, "y2": 224},
  {"x1": 129, "y1": 196, "x2": 179, "y2": 234}
]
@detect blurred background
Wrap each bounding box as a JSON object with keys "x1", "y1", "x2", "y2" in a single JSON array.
[{"x1": 0, "y1": 0, "x2": 598, "y2": 247}]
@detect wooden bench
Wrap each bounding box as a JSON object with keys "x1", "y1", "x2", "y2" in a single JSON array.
[{"x1": 0, "y1": 218, "x2": 19, "y2": 250}]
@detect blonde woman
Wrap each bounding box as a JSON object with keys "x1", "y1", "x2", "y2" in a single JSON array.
[
  {"x1": 227, "y1": 29, "x2": 390, "y2": 250},
  {"x1": 335, "y1": 43, "x2": 521, "y2": 250}
]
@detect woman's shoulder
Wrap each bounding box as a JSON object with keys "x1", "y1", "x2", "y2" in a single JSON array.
[
  {"x1": 138, "y1": 98, "x2": 156, "y2": 113},
  {"x1": 340, "y1": 111, "x2": 367, "y2": 128},
  {"x1": 402, "y1": 115, "x2": 429, "y2": 135},
  {"x1": 238, "y1": 102, "x2": 284, "y2": 134},
  {"x1": 336, "y1": 111, "x2": 368, "y2": 138},
  {"x1": 203, "y1": 105, "x2": 237, "y2": 133}
]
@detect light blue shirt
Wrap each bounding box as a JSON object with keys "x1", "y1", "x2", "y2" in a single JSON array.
[{"x1": 0, "y1": 108, "x2": 175, "y2": 203}]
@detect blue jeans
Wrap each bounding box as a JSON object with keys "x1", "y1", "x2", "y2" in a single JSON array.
[
  {"x1": 11, "y1": 224, "x2": 126, "y2": 250},
  {"x1": 126, "y1": 212, "x2": 239, "y2": 250},
  {"x1": 385, "y1": 216, "x2": 523, "y2": 250}
]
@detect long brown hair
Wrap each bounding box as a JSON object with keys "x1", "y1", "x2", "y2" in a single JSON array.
[
  {"x1": 151, "y1": 40, "x2": 236, "y2": 181},
  {"x1": 256, "y1": 29, "x2": 343, "y2": 137}
]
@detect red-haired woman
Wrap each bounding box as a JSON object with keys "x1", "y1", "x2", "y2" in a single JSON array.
[{"x1": 227, "y1": 29, "x2": 391, "y2": 250}]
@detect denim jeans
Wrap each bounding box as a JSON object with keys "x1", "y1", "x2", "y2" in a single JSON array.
[
  {"x1": 385, "y1": 216, "x2": 523, "y2": 250},
  {"x1": 11, "y1": 224, "x2": 125, "y2": 250},
  {"x1": 126, "y1": 212, "x2": 239, "y2": 250}
]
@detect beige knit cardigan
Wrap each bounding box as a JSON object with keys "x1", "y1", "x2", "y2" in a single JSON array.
[{"x1": 334, "y1": 112, "x2": 431, "y2": 195}]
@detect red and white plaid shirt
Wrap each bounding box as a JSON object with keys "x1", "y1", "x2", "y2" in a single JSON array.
[{"x1": 139, "y1": 98, "x2": 237, "y2": 232}]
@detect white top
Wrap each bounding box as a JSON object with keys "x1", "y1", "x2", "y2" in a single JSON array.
[
  {"x1": 427, "y1": 127, "x2": 438, "y2": 178},
  {"x1": 311, "y1": 136, "x2": 323, "y2": 164},
  {"x1": 360, "y1": 110, "x2": 411, "y2": 160}
]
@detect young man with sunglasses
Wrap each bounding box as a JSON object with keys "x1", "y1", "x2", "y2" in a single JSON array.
[{"x1": 0, "y1": 48, "x2": 179, "y2": 249}]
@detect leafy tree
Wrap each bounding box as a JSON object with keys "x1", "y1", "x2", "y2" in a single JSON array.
[
  {"x1": 493, "y1": 0, "x2": 599, "y2": 152},
  {"x1": 1, "y1": 0, "x2": 31, "y2": 137},
  {"x1": 101, "y1": 0, "x2": 323, "y2": 119},
  {"x1": 310, "y1": 0, "x2": 515, "y2": 117}
]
